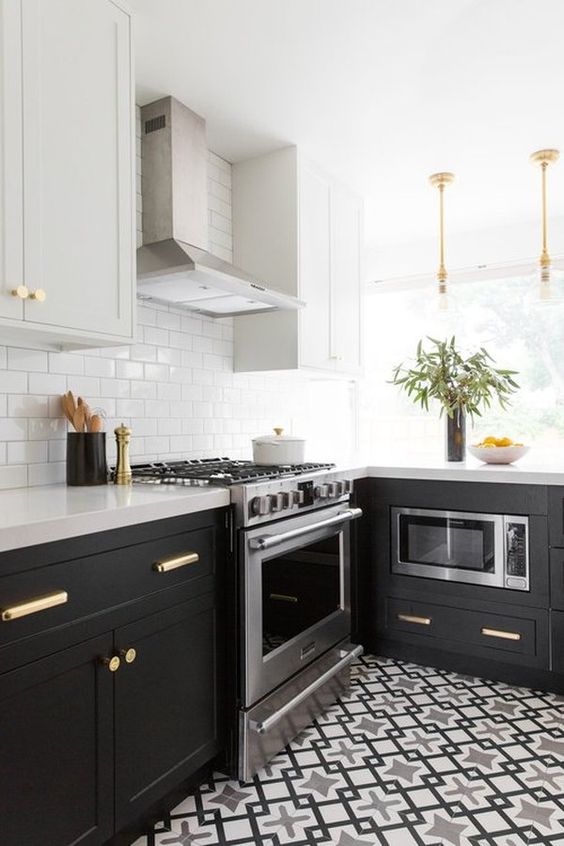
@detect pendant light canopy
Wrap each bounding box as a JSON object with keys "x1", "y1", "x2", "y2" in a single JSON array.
[
  {"x1": 529, "y1": 148, "x2": 563, "y2": 304},
  {"x1": 429, "y1": 171, "x2": 455, "y2": 311}
]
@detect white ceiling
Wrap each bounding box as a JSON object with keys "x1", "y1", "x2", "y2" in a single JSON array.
[{"x1": 130, "y1": 0, "x2": 564, "y2": 252}]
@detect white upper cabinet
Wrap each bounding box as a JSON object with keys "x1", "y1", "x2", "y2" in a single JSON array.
[
  {"x1": 0, "y1": 0, "x2": 135, "y2": 348},
  {"x1": 232, "y1": 146, "x2": 363, "y2": 376}
]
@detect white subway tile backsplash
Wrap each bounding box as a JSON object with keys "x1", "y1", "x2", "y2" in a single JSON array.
[
  {"x1": 116, "y1": 360, "x2": 144, "y2": 380},
  {"x1": 0, "y1": 418, "x2": 28, "y2": 440},
  {"x1": 8, "y1": 441, "x2": 48, "y2": 464},
  {"x1": 7, "y1": 348, "x2": 48, "y2": 372},
  {"x1": 0, "y1": 465, "x2": 28, "y2": 490},
  {"x1": 8, "y1": 395, "x2": 49, "y2": 418},
  {"x1": 48, "y1": 352, "x2": 84, "y2": 375},
  {"x1": 84, "y1": 356, "x2": 116, "y2": 378},
  {"x1": 0, "y1": 371, "x2": 28, "y2": 394}
]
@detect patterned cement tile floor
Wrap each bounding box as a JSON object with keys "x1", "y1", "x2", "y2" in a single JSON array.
[{"x1": 131, "y1": 654, "x2": 564, "y2": 846}]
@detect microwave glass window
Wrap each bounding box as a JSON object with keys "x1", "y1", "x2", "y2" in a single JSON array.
[
  {"x1": 261, "y1": 536, "x2": 341, "y2": 657},
  {"x1": 399, "y1": 514, "x2": 495, "y2": 572}
]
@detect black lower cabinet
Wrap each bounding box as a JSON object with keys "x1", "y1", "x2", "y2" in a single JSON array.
[
  {"x1": 0, "y1": 508, "x2": 228, "y2": 846},
  {"x1": 0, "y1": 634, "x2": 114, "y2": 846},
  {"x1": 114, "y1": 593, "x2": 219, "y2": 831}
]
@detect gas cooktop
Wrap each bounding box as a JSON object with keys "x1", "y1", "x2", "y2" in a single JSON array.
[{"x1": 126, "y1": 458, "x2": 335, "y2": 487}]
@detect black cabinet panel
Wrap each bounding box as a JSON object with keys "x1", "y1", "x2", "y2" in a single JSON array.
[
  {"x1": 552, "y1": 610, "x2": 564, "y2": 674},
  {"x1": 0, "y1": 634, "x2": 114, "y2": 846},
  {"x1": 114, "y1": 592, "x2": 220, "y2": 831},
  {"x1": 548, "y1": 487, "x2": 564, "y2": 547},
  {"x1": 550, "y1": 549, "x2": 564, "y2": 610}
]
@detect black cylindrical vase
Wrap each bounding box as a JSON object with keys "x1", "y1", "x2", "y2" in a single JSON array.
[
  {"x1": 445, "y1": 409, "x2": 466, "y2": 462},
  {"x1": 66, "y1": 432, "x2": 108, "y2": 486}
]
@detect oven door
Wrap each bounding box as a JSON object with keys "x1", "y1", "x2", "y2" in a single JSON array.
[
  {"x1": 241, "y1": 504, "x2": 362, "y2": 707},
  {"x1": 391, "y1": 507, "x2": 505, "y2": 587}
]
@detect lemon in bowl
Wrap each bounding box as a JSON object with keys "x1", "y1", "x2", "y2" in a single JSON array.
[{"x1": 468, "y1": 437, "x2": 529, "y2": 465}]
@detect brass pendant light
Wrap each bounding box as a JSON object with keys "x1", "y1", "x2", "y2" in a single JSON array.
[
  {"x1": 429, "y1": 171, "x2": 455, "y2": 310},
  {"x1": 530, "y1": 148, "x2": 562, "y2": 303}
]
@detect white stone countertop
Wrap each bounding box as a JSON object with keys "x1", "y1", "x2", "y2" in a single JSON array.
[
  {"x1": 1, "y1": 454, "x2": 563, "y2": 554},
  {"x1": 339, "y1": 455, "x2": 564, "y2": 486},
  {"x1": 0, "y1": 484, "x2": 230, "y2": 554}
]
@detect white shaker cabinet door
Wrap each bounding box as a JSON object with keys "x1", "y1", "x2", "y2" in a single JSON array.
[
  {"x1": 20, "y1": 0, "x2": 134, "y2": 338},
  {"x1": 331, "y1": 186, "x2": 363, "y2": 374},
  {"x1": 0, "y1": 0, "x2": 24, "y2": 320},
  {"x1": 298, "y1": 163, "x2": 333, "y2": 371}
]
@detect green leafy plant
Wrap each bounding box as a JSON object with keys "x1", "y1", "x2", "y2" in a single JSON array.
[{"x1": 390, "y1": 336, "x2": 519, "y2": 420}]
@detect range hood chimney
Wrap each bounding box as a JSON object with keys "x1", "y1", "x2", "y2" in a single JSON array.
[{"x1": 137, "y1": 97, "x2": 304, "y2": 317}]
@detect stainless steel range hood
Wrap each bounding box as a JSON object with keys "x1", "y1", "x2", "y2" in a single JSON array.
[{"x1": 137, "y1": 97, "x2": 304, "y2": 318}]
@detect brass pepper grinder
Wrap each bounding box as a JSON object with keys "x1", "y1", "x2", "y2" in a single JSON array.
[{"x1": 114, "y1": 422, "x2": 132, "y2": 485}]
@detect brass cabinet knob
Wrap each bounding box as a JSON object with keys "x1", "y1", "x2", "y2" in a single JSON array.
[
  {"x1": 11, "y1": 285, "x2": 29, "y2": 299},
  {"x1": 120, "y1": 647, "x2": 137, "y2": 664},
  {"x1": 29, "y1": 288, "x2": 46, "y2": 302},
  {"x1": 101, "y1": 655, "x2": 121, "y2": 673}
]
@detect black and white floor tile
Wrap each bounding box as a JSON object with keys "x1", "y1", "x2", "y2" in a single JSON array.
[{"x1": 131, "y1": 654, "x2": 564, "y2": 846}]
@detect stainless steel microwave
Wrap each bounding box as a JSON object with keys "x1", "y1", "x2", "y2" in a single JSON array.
[{"x1": 391, "y1": 507, "x2": 529, "y2": 591}]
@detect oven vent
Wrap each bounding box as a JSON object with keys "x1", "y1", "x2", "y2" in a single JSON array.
[{"x1": 144, "y1": 114, "x2": 166, "y2": 134}]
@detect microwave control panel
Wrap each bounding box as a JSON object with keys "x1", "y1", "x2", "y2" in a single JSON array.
[{"x1": 504, "y1": 519, "x2": 529, "y2": 590}]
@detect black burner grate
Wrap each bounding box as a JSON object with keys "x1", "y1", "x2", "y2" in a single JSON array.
[{"x1": 125, "y1": 457, "x2": 335, "y2": 486}]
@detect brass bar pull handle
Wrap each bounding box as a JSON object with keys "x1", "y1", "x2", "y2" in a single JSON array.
[
  {"x1": 397, "y1": 613, "x2": 432, "y2": 626},
  {"x1": 481, "y1": 627, "x2": 521, "y2": 641},
  {"x1": 1, "y1": 590, "x2": 68, "y2": 622},
  {"x1": 269, "y1": 593, "x2": 299, "y2": 603},
  {"x1": 153, "y1": 551, "x2": 199, "y2": 573}
]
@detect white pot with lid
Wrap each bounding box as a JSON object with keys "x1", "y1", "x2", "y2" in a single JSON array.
[{"x1": 252, "y1": 427, "x2": 306, "y2": 465}]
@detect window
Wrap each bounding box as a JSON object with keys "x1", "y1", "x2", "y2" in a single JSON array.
[{"x1": 359, "y1": 272, "x2": 564, "y2": 459}]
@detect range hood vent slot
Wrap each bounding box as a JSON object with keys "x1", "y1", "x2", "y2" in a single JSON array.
[
  {"x1": 137, "y1": 96, "x2": 304, "y2": 318},
  {"x1": 144, "y1": 114, "x2": 166, "y2": 134}
]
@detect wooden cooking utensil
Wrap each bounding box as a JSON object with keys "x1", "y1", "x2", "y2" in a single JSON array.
[
  {"x1": 78, "y1": 397, "x2": 92, "y2": 430},
  {"x1": 89, "y1": 414, "x2": 103, "y2": 433},
  {"x1": 73, "y1": 405, "x2": 85, "y2": 433}
]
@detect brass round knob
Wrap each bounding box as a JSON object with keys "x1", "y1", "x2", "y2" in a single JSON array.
[
  {"x1": 11, "y1": 285, "x2": 29, "y2": 299},
  {"x1": 101, "y1": 655, "x2": 121, "y2": 673},
  {"x1": 120, "y1": 647, "x2": 137, "y2": 664},
  {"x1": 29, "y1": 288, "x2": 46, "y2": 302}
]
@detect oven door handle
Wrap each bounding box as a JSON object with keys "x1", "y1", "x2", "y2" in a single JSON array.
[
  {"x1": 249, "y1": 507, "x2": 363, "y2": 550},
  {"x1": 249, "y1": 643, "x2": 364, "y2": 735}
]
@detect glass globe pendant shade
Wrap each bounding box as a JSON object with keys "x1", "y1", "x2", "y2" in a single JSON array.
[{"x1": 526, "y1": 264, "x2": 564, "y2": 308}]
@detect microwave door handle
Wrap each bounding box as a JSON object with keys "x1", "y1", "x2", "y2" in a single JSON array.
[
  {"x1": 249, "y1": 644, "x2": 364, "y2": 734},
  {"x1": 249, "y1": 507, "x2": 363, "y2": 551}
]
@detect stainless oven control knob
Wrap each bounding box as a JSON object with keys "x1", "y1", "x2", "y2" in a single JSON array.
[
  {"x1": 291, "y1": 489, "x2": 305, "y2": 505},
  {"x1": 314, "y1": 484, "x2": 329, "y2": 499},
  {"x1": 251, "y1": 495, "x2": 272, "y2": 516},
  {"x1": 327, "y1": 482, "x2": 340, "y2": 497},
  {"x1": 335, "y1": 480, "x2": 347, "y2": 496},
  {"x1": 271, "y1": 492, "x2": 285, "y2": 512},
  {"x1": 283, "y1": 491, "x2": 297, "y2": 508}
]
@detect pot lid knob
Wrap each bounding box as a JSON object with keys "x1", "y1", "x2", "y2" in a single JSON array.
[{"x1": 273, "y1": 427, "x2": 284, "y2": 436}]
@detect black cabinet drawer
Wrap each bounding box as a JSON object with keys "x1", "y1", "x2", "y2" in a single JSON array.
[
  {"x1": 0, "y1": 526, "x2": 215, "y2": 649},
  {"x1": 548, "y1": 487, "x2": 564, "y2": 547},
  {"x1": 550, "y1": 549, "x2": 564, "y2": 610},
  {"x1": 386, "y1": 597, "x2": 548, "y2": 668},
  {"x1": 551, "y1": 610, "x2": 564, "y2": 674}
]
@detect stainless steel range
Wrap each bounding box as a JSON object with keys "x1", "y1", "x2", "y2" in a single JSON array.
[{"x1": 128, "y1": 458, "x2": 363, "y2": 781}]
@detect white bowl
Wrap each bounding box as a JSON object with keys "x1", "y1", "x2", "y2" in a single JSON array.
[{"x1": 468, "y1": 445, "x2": 530, "y2": 465}]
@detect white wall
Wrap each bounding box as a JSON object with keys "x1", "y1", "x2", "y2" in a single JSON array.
[{"x1": 0, "y1": 108, "x2": 355, "y2": 489}]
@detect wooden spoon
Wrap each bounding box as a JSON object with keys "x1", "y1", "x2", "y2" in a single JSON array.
[
  {"x1": 73, "y1": 405, "x2": 85, "y2": 433},
  {"x1": 78, "y1": 397, "x2": 92, "y2": 430},
  {"x1": 89, "y1": 414, "x2": 103, "y2": 433}
]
